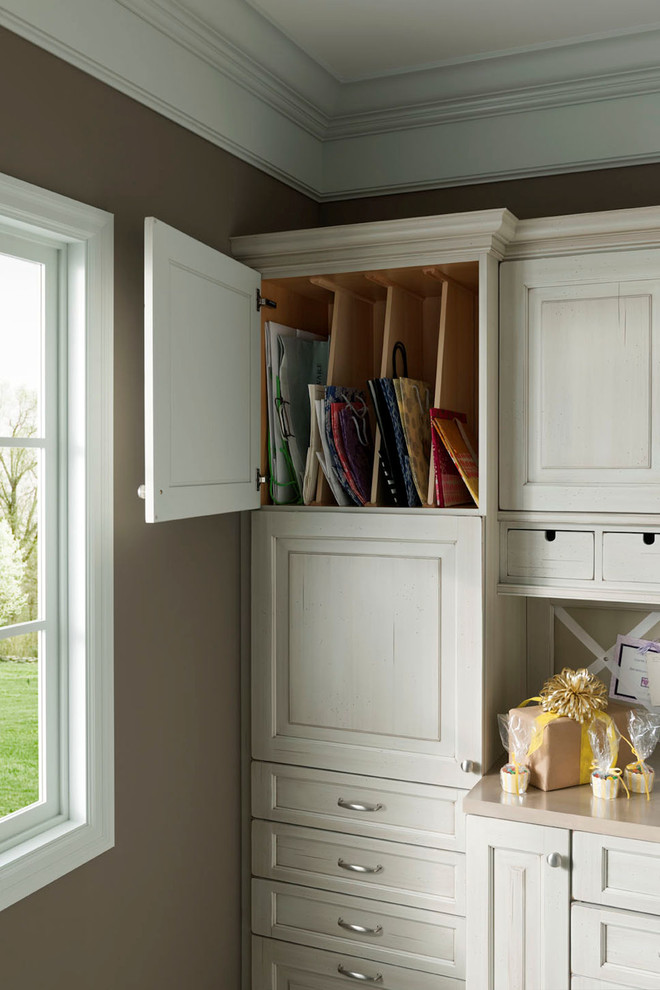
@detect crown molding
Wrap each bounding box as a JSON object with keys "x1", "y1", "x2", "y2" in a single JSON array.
[
  {"x1": 117, "y1": 0, "x2": 336, "y2": 137},
  {"x1": 3, "y1": 1, "x2": 660, "y2": 202},
  {"x1": 505, "y1": 205, "x2": 660, "y2": 260},
  {"x1": 230, "y1": 208, "x2": 519, "y2": 276}
]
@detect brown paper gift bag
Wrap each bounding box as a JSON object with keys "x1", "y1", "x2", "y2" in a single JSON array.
[{"x1": 508, "y1": 699, "x2": 636, "y2": 791}]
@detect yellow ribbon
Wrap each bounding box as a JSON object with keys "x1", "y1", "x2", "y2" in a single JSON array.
[{"x1": 619, "y1": 733, "x2": 652, "y2": 800}]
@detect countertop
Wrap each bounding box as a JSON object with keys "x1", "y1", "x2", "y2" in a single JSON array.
[{"x1": 464, "y1": 760, "x2": 660, "y2": 843}]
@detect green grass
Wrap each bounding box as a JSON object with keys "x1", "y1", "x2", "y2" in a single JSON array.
[{"x1": 0, "y1": 661, "x2": 38, "y2": 818}]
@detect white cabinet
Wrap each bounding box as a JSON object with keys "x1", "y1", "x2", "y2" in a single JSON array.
[
  {"x1": 500, "y1": 250, "x2": 660, "y2": 514},
  {"x1": 252, "y1": 509, "x2": 483, "y2": 787},
  {"x1": 143, "y1": 218, "x2": 261, "y2": 522},
  {"x1": 466, "y1": 816, "x2": 571, "y2": 990}
]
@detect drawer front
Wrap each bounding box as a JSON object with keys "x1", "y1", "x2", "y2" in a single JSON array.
[
  {"x1": 252, "y1": 821, "x2": 465, "y2": 914},
  {"x1": 252, "y1": 762, "x2": 466, "y2": 851},
  {"x1": 252, "y1": 936, "x2": 464, "y2": 990},
  {"x1": 573, "y1": 831, "x2": 660, "y2": 915},
  {"x1": 253, "y1": 879, "x2": 465, "y2": 979},
  {"x1": 603, "y1": 532, "x2": 660, "y2": 584},
  {"x1": 505, "y1": 529, "x2": 594, "y2": 581},
  {"x1": 572, "y1": 904, "x2": 660, "y2": 989},
  {"x1": 572, "y1": 979, "x2": 631, "y2": 990}
]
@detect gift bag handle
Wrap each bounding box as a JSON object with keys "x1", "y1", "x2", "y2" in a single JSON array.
[{"x1": 392, "y1": 341, "x2": 408, "y2": 379}]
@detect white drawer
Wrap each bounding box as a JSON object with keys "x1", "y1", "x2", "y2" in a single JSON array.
[
  {"x1": 603, "y1": 531, "x2": 660, "y2": 584},
  {"x1": 252, "y1": 820, "x2": 465, "y2": 914},
  {"x1": 252, "y1": 762, "x2": 466, "y2": 851},
  {"x1": 572, "y1": 979, "x2": 631, "y2": 989},
  {"x1": 572, "y1": 904, "x2": 660, "y2": 989},
  {"x1": 252, "y1": 936, "x2": 465, "y2": 989},
  {"x1": 573, "y1": 831, "x2": 660, "y2": 915},
  {"x1": 252, "y1": 879, "x2": 465, "y2": 980},
  {"x1": 505, "y1": 529, "x2": 594, "y2": 581}
]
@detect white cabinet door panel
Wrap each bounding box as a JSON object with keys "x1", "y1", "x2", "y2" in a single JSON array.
[
  {"x1": 466, "y1": 816, "x2": 570, "y2": 990},
  {"x1": 500, "y1": 251, "x2": 660, "y2": 512},
  {"x1": 252, "y1": 511, "x2": 483, "y2": 787},
  {"x1": 144, "y1": 217, "x2": 261, "y2": 521}
]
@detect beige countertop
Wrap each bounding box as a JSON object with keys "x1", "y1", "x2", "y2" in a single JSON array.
[{"x1": 464, "y1": 761, "x2": 660, "y2": 842}]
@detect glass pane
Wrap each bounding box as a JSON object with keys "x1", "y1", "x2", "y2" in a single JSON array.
[
  {"x1": 0, "y1": 252, "x2": 42, "y2": 438},
  {"x1": 0, "y1": 448, "x2": 39, "y2": 627},
  {"x1": 0, "y1": 633, "x2": 39, "y2": 818}
]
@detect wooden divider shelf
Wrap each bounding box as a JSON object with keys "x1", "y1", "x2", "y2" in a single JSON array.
[{"x1": 260, "y1": 261, "x2": 478, "y2": 508}]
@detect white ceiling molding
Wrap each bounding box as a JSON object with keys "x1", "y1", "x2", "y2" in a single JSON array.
[{"x1": 2, "y1": 0, "x2": 660, "y2": 201}]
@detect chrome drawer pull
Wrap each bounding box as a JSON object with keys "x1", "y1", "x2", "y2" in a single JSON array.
[
  {"x1": 338, "y1": 858, "x2": 383, "y2": 874},
  {"x1": 337, "y1": 798, "x2": 383, "y2": 812},
  {"x1": 337, "y1": 964, "x2": 383, "y2": 983},
  {"x1": 338, "y1": 917, "x2": 383, "y2": 936}
]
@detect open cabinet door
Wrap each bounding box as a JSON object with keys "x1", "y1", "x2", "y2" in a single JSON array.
[{"x1": 144, "y1": 218, "x2": 261, "y2": 522}]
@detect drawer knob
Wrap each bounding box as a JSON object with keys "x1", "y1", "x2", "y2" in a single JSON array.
[
  {"x1": 547, "y1": 852, "x2": 562, "y2": 868},
  {"x1": 338, "y1": 858, "x2": 383, "y2": 875},
  {"x1": 338, "y1": 798, "x2": 382, "y2": 813},
  {"x1": 337, "y1": 964, "x2": 383, "y2": 983},
  {"x1": 338, "y1": 917, "x2": 383, "y2": 936},
  {"x1": 461, "y1": 760, "x2": 475, "y2": 773}
]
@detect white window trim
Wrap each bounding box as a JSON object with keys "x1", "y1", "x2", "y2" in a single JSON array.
[{"x1": 0, "y1": 172, "x2": 113, "y2": 910}]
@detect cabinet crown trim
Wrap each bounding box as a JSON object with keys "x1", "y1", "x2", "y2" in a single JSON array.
[
  {"x1": 231, "y1": 208, "x2": 518, "y2": 274},
  {"x1": 505, "y1": 204, "x2": 660, "y2": 259}
]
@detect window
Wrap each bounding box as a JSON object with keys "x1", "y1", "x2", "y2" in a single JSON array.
[{"x1": 0, "y1": 172, "x2": 113, "y2": 910}]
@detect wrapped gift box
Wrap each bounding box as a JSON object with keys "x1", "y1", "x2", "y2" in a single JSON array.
[{"x1": 508, "y1": 699, "x2": 636, "y2": 791}]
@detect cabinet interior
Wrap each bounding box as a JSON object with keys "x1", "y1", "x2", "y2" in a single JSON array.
[{"x1": 260, "y1": 261, "x2": 479, "y2": 507}]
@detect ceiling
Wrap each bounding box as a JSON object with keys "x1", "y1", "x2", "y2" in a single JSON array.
[{"x1": 186, "y1": 0, "x2": 660, "y2": 81}]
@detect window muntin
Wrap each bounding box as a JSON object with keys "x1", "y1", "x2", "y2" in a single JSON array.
[{"x1": 0, "y1": 232, "x2": 62, "y2": 846}]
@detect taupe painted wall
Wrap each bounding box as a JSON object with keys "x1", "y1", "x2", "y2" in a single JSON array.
[
  {"x1": 0, "y1": 25, "x2": 317, "y2": 990},
  {"x1": 321, "y1": 162, "x2": 660, "y2": 226}
]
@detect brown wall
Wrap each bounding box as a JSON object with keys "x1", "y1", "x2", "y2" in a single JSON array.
[
  {"x1": 0, "y1": 25, "x2": 317, "y2": 990},
  {"x1": 321, "y1": 162, "x2": 660, "y2": 226}
]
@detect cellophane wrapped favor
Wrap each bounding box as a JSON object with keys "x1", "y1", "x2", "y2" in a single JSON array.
[
  {"x1": 588, "y1": 715, "x2": 623, "y2": 800},
  {"x1": 625, "y1": 709, "x2": 660, "y2": 798},
  {"x1": 498, "y1": 712, "x2": 533, "y2": 794}
]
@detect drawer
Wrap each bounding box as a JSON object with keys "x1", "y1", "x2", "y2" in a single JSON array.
[
  {"x1": 505, "y1": 529, "x2": 594, "y2": 581},
  {"x1": 572, "y1": 979, "x2": 631, "y2": 989},
  {"x1": 572, "y1": 903, "x2": 660, "y2": 989},
  {"x1": 252, "y1": 936, "x2": 465, "y2": 989},
  {"x1": 252, "y1": 821, "x2": 465, "y2": 914},
  {"x1": 252, "y1": 879, "x2": 465, "y2": 980},
  {"x1": 573, "y1": 832, "x2": 660, "y2": 915},
  {"x1": 252, "y1": 762, "x2": 466, "y2": 851},
  {"x1": 603, "y1": 531, "x2": 660, "y2": 584}
]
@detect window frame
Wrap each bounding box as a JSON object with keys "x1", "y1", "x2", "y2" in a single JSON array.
[
  {"x1": 0, "y1": 232, "x2": 62, "y2": 845},
  {"x1": 0, "y1": 171, "x2": 113, "y2": 910}
]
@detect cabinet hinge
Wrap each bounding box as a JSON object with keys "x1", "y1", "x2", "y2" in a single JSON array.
[
  {"x1": 256, "y1": 468, "x2": 267, "y2": 491},
  {"x1": 256, "y1": 288, "x2": 277, "y2": 312}
]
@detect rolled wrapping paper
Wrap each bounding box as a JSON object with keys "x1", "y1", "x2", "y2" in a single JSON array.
[
  {"x1": 500, "y1": 763, "x2": 530, "y2": 794},
  {"x1": 591, "y1": 769, "x2": 620, "y2": 800},
  {"x1": 625, "y1": 763, "x2": 655, "y2": 795}
]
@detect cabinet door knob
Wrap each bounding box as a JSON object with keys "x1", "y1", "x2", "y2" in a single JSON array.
[
  {"x1": 547, "y1": 852, "x2": 562, "y2": 868},
  {"x1": 460, "y1": 760, "x2": 475, "y2": 773}
]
